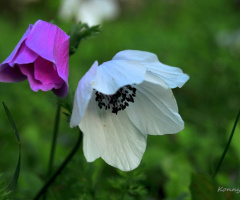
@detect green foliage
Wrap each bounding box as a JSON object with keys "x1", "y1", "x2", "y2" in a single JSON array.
[
  {"x1": 45, "y1": 155, "x2": 147, "y2": 200},
  {"x1": 190, "y1": 173, "x2": 225, "y2": 200},
  {"x1": 1, "y1": 0, "x2": 240, "y2": 199},
  {"x1": 69, "y1": 22, "x2": 101, "y2": 56},
  {"x1": 46, "y1": 155, "x2": 97, "y2": 200},
  {"x1": 108, "y1": 168, "x2": 147, "y2": 199},
  {"x1": 0, "y1": 174, "x2": 11, "y2": 200}
]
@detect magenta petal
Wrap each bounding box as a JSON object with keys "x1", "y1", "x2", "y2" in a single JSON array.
[
  {"x1": 25, "y1": 20, "x2": 70, "y2": 63},
  {"x1": 19, "y1": 64, "x2": 41, "y2": 91},
  {"x1": 0, "y1": 24, "x2": 37, "y2": 83},
  {"x1": 0, "y1": 20, "x2": 69, "y2": 97},
  {"x1": 11, "y1": 43, "x2": 38, "y2": 66},
  {"x1": 34, "y1": 56, "x2": 63, "y2": 85},
  {"x1": 54, "y1": 39, "x2": 69, "y2": 84},
  {"x1": 24, "y1": 20, "x2": 70, "y2": 97},
  {"x1": 53, "y1": 30, "x2": 70, "y2": 97},
  {"x1": 52, "y1": 82, "x2": 68, "y2": 97},
  {"x1": 0, "y1": 64, "x2": 27, "y2": 82},
  {"x1": 2, "y1": 24, "x2": 33, "y2": 65},
  {"x1": 19, "y1": 64, "x2": 62, "y2": 92}
]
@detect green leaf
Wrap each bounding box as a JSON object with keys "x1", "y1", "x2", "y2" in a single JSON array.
[
  {"x1": 69, "y1": 22, "x2": 101, "y2": 55},
  {"x1": 190, "y1": 173, "x2": 225, "y2": 200},
  {"x1": 2, "y1": 102, "x2": 21, "y2": 193}
]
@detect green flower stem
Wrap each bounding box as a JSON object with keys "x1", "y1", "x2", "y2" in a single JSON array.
[
  {"x1": 42, "y1": 103, "x2": 61, "y2": 200},
  {"x1": 48, "y1": 103, "x2": 61, "y2": 176},
  {"x1": 212, "y1": 110, "x2": 240, "y2": 179},
  {"x1": 34, "y1": 131, "x2": 83, "y2": 200}
]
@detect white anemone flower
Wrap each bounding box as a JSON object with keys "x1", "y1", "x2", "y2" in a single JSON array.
[{"x1": 70, "y1": 50, "x2": 189, "y2": 171}]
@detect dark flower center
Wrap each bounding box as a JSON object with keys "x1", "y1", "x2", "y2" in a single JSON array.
[{"x1": 95, "y1": 85, "x2": 137, "y2": 114}]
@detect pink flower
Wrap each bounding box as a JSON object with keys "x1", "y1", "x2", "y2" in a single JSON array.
[{"x1": 0, "y1": 20, "x2": 70, "y2": 97}]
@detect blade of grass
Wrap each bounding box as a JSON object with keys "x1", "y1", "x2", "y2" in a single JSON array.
[
  {"x1": 212, "y1": 109, "x2": 240, "y2": 179},
  {"x1": 2, "y1": 101, "x2": 21, "y2": 192}
]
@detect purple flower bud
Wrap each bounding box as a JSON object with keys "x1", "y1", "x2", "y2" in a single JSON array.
[{"x1": 0, "y1": 20, "x2": 70, "y2": 97}]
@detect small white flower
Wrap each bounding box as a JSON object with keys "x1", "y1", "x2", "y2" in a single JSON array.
[
  {"x1": 70, "y1": 50, "x2": 189, "y2": 171},
  {"x1": 59, "y1": 0, "x2": 120, "y2": 26}
]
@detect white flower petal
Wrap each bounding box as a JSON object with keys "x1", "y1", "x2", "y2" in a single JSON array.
[
  {"x1": 113, "y1": 50, "x2": 189, "y2": 88},
  {"x1": 147, "y1": 64, "x2": 189, "y2": 88},
  {"x1": 79, "y1": 96, "x2": 106, "y2": 162},
  {"x1": 126, "y1": 75, "x2": 184, "y2": 135},
  {"x1": 99, "y1": 110, "x2": 147, "y2": 171},
  {"x1": 92, "y1": 60, "x2": 146, "y2": 95},
  {"x1": 70, "y1": 61, "x2": 98, "y2": 128},
  {"x1": 113, "y1": 50, "x2": 159, "y2": 63}
]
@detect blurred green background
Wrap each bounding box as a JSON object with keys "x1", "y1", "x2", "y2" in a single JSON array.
[{"x1": 0, "y1": 0, "x2": 240, "y2": 199}]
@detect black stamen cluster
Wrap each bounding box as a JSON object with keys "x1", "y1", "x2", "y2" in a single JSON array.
[{"x1": 95, "y1": 85, "x2": 137, "y2": 114}]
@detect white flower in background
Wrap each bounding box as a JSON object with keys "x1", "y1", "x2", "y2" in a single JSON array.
[
  {"x1": 70, "y1": 50, "x2": 189, "y2": 171},
  {"x1": 216, "y1": 29, "x2": 240, "y2": 53},
  {"x1": 59, "y1": 0, "x2": 120, "y2": 26}
]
